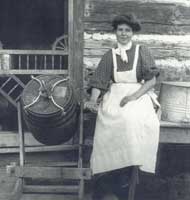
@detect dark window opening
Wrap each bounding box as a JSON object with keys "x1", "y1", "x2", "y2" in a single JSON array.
[{"x1": 0, "y1": 0, "x2": 68, "y2": 50}]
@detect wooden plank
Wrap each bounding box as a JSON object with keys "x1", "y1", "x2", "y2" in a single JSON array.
[
  {"x1": 0, "y1": 144, "x2": 79, "y2": 154},
  {"x1": 160, "y1": 127, "x2": 190, "y2": 144},
  {"x1": 20, "y1": 194, "x2": 78, "y2": 200},
  {"x1": 0, "y1": 132, "x2": 42, "y2": 147},
  {"x1": 14, "y1": 166, "x2": 92, "y2": 180},
  {"x1": 25, "y1": 161, "x2": 78, "y2": 167},
  {"x1": 23, "y1": 185, "x2": 79, "y2": 194},
  {"x1": 84, "y1": 0, "x2": 190, "y2": 34},
  {"x1": 0, "y1": 132, "x2": 73, "y2": 148}
]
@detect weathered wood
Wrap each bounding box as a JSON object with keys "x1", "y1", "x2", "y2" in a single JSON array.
[
  {"x1": 0, "y1": 132, "x2": 73, "y2": 147},
  {"x1": 160, "y1": 127, "x2": 190, "y2": 143},
  {"x1": 13, "y1": 166, "x2": 92, "y2": 180},
  {"x1": 0, "y1": 144, "x2": 79, "y2": 154},
  {"x1": 18, "y1": 102, "x2": 25, "y2": 166},
  {"x1": 10, "y1": 179, "x2": 23, "y2": 200},
  {"x1": 25, "y1": 161, "x2": 78, "y2": 167},
  {"x1": 20, "y1": 194, "x2": 79, "y2": 200},
  {"x1": 68, "y1": 0, "x2": 74, "y2": 79},
  {"x1": 71, "y1": 0, "x2": 84, "y2": 101},
  {"x1": 84, "y1": 35, "x2": 190, "y2": 60},
  {"x1": 98, "y1": 0, "x2": 190, "y2": 4},
  {"x1": 84, "y1": 0, "x2": 190, "y2": 34},
  {"x1": 23, "y1": 185, "x2": 79, "y2": 194}
]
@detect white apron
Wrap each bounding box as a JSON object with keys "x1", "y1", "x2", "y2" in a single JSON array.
[{"x1": 90, "y1": 45, "x2": 160, "y2": 175}]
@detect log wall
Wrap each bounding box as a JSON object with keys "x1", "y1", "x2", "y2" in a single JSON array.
[{"x1": 83, "y1": 0, "x2": 190, "y2": 87}]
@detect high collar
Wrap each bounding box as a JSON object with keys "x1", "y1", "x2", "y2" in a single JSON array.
[{"x1": 117, "y1": 41, "x2": 133, "y2": 51}]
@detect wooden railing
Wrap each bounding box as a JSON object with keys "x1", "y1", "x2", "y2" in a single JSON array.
[{"x1": 0, "y1": 49, "x2": 69, "y2": 74}]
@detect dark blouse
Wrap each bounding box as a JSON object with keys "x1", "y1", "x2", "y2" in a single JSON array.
[{"x1": 89, "y1": 44, "x2": 159, "y2": 91}]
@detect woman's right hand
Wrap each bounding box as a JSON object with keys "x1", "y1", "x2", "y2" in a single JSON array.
[{"x1": 84, "y1": 100, "x2": 98, "y2": 113}]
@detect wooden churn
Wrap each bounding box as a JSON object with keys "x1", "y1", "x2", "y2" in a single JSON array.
[{"x1": 21, "y1": 75, "x2": 79, "y2": 145}]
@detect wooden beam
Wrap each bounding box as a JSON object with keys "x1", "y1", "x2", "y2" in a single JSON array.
[
  {"x1": 68, "y1": 0, "x2": 74, "y2": 79},
  {"x1": 72, "y1": 0, "x2": 85, "y2": 101}
]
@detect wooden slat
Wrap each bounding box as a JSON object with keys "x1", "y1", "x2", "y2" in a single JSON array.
[
  {"x1": 25, "y1": 161, "x2": 78, "y2": 167},
  {"x1": 0, "y1": 132, "x2": 73, "y2": 148},
  {"x1": 0, "y1": 144, "x2": 79, "y2": 154},
  {"x1": 18, "y1": 55, "x2": 21, "y2": 69},
  {"x1": 44, "y1": 55, "x2": 47, "y2": 69},
  {"x1": 14, "y1": 166, "x2": 92, "y2": 180},
  {"x1": 23, "y1": 185, "x2": 79, "y2": 194},
  {"x1": 26, "y1": 55, "x2": 29, "y2": 69},
  {"x1": 20, "y1": 194, "x2": 78, "y2": 200}
]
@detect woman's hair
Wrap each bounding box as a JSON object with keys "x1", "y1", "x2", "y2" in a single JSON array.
[{"x1": 112, "y1": 14, "x2": 141, "y2": 32}]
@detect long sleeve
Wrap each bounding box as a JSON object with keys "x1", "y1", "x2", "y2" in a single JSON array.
[
  {"x1": 138, "y1": 45, "x2": 160, "y2": 81},
  {"x1": 89, "y1": 50, "x2": 113, "y2": 91}
]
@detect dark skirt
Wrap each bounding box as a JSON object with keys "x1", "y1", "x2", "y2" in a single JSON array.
[{"x1": 92, "y1": 167, "x2": 133, "y2": 200}]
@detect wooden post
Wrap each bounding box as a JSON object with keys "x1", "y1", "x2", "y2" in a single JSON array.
[
  {"x1": 17, "y1": 101, "x2": 25, "y2": 166},
  {"x1": 69, "y1": 0, "x2": 85, "y2": 199}
]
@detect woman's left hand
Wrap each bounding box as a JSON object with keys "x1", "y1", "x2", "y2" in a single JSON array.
[{"x1": 120, "y1": 95, "x2": 137, "y2": 107}]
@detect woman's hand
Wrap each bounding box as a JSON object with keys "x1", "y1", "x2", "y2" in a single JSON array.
[
  {"x1": 84, "y1": 100, "x2": 98, "y2": 113},
  {"x1": 120, "y1": 95, "x2": 137, "y2": 107}
]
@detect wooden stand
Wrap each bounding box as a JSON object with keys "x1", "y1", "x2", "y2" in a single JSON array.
[{"x1": 6, "y1": 101, "x2": 91, "y2": 200}]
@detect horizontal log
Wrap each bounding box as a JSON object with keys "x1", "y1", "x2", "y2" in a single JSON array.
[
  {"x1": 84, "y1": 56, "x2": 190, "y2": 69},
  {"x1": 87, "y1": 0, "x2": 190, "y2": 6},
  {"x1": 84, "y1": 34, "x2": 190, "y2": 60},
  {"x1": 84, "y1": 33, "x2": 190, "y2": 46},
  {"x1": 84, "y1": 56, "x2": 190, "y2": 84},
  {"x1": 84, "y1": 22, "x2": 190, "y2": 35},
  {"x1": 84, "y1": 46, "x2": 190, "y2": 60},
  {"x1": 84, "y1": 0, "x2": 190, "y2": 34}
]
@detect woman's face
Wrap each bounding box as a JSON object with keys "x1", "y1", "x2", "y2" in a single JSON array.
[{"x1": 115, "y1": 24, "x2": 133, "y2": 45}]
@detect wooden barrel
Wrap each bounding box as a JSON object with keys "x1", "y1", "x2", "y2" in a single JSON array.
[
  {"x1": 21, "y1": 75, "x2": 78, "y2": 145},
  {"x1": 159, "y1": 82, "x2": 190, "y2": 123}
]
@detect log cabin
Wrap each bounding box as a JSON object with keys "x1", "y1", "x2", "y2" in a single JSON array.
[{"x1": 0, "y1": 0, "x2": 190, "y2": 199}]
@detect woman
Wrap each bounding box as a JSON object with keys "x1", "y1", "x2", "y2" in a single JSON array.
[{"x1": 85, "y1": 14, "x2": 160, "y2": 200}]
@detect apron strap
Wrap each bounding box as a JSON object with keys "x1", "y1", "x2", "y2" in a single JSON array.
[
  {"x1": 112, "y1": 48, "x2": 118, "y2": 82},
  {"x1": 132, "y1": 44, "x2": 140, "y2": 71}
]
